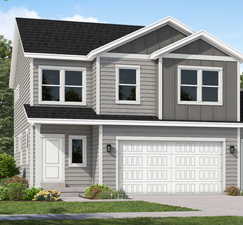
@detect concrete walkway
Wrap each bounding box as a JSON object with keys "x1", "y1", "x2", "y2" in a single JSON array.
[{"x1": 0, "y1": 195, "x2": 243, "y2": 220}]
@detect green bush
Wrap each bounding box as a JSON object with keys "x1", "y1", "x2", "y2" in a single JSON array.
[
  {"x1": 225, "y1": 186, "x2": 240, "y2": 196},
  {"x1": 0, "y1": 186, "x2": 8, "y2": 200},
  {"x1": 112, "y1": 189, "x2": 129, "y2": 199},
  {"x1": 24, "y1": 187, "x2": 42, "y2": 201},
  {"x1": 84, "y1": 184, "x2": 114, "y2": 199},
  {"x1": 6, "y1": 183, "x2": 27, "y2": 200},
  {"x1": 0, "y1": 154, "x2": 19, "y2": 178},
  {"x1": 2, "y1": 176, "x2": 28, "y2": 187},
  {"x1": 33, "y1": 190, "x2": 61, "y2": 201}
]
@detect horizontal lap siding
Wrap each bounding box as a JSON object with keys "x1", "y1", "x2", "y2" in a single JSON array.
[
  {"x1": 14, "y1": 39, "x2": 31, "y2": 180},
  {"x1": 33, "y1": 59, "x2": 93, "y2": 108},
  {"x1": 40, "y1": 125, "x2": 93, "y2": 187},
  {"x1": 100, "y1": 57, "x2": 158, "y2": 115},
  {"x1": 163, "y1": 58, "x2": 237, "y2": 121},
  {"x1": 103, "y1": 126, "x2": 237, "y2": 189}
]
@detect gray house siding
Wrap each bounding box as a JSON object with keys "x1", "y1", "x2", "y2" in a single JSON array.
[
  {"x1": 111, "y1": 25, "x2": 186, "y2": 54},
  {"x1": 102, "y1": 126, "x2": 238, "y2": 189},
  {"x1": 162, "y1": 58, "x2": 237, "y2": 121},
  {"x1": 14, "y1": 39, "x2": 31, "y2": 180},
  {"x1": 173, "y1": 39, "x2": 229, "y2": 56},
  {"x1": 33, "y1": 59, "x2": 95, "y2": 110},
  {"x1": 40, "y1": 125, "x2": 95, "y2": 187},
  {"x1": 100, "y1": 57, "x2": 158, "y2": 115}
]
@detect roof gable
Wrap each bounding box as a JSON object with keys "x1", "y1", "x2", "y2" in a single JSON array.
[
  {"x1": 110, "y1": 25, "x2": 187, "y2": 54},
  {"x1": 151, "y1": 31, "x2": 243, "y2": 61},
  {"x1": 172, "y1": 39, "x2": 228, "y2": 56}
]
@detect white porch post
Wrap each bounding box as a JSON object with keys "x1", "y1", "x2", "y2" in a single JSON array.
[
  {"x1": 35, "y1": 124, "x2": 42, "y2": 187},
  {"x1": 98, "y1": 125, "x2": 103, "y2": 184},
  {"x1": 29, "y1": 124, "x2": 34, "y2": 187}
]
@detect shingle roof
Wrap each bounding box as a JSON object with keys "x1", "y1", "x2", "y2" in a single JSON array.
[
  {"x1": 24, "y1": 105, "x2": 158, "y2": 121},
  {"x1": 16, "y1": 18, "x2": 143, "y2": 55}
]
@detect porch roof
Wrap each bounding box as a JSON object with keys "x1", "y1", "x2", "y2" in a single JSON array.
[{"x1": 24, "y1": 104, "x2": 158, "y2": 121}]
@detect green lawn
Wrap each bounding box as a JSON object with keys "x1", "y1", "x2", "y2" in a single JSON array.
[
  {"x1": 0, "y1": 201, "x2": 193, "y2": 214},
  {"x1": 0, "y1": 217, "x2": 242, "y2": 225}
]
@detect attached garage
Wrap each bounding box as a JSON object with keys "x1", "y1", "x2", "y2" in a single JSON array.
[{"x1": 118, "y1": 138, "x2": 225, "y2": 194}]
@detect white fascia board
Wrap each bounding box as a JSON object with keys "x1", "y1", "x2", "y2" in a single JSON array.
[
  {"x1": 24, "y1": 52, "x2": 89, "y2": 61},
  {"x1": 27, "y1": 117, "x2": 243, "y2": 128},
  {"x1": 87, "y1": 17, "x2": 193, "y2": 60},
  {"x1": 151, "y1": 31, "x2": 243, "y2": 62}
]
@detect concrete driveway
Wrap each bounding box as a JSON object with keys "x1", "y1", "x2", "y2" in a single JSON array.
[{"x1": 133, "y1": 194, "x2": 243, "y2": 216}]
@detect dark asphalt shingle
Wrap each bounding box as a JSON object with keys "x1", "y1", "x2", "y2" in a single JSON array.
[{"x1": 16, "y1": 18, "x2": 143, "y2": 55}]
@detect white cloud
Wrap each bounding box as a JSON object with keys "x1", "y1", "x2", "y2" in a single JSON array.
[
  {"x1": 63, "y1": 14, "x2": 99, "y2": 23},
  {"x1": 0, "y1": 7, "x2": 40, "y2": 40}
]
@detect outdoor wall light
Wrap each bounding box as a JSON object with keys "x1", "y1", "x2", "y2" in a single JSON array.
[
  {"x1": 230, "y1": 145, "x2": 236, "y2": 154},
  {"x1": 106, "y1": 144, "x2": 112, "y2": 153}
]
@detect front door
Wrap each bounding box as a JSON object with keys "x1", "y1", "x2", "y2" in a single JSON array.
[{"x1": 42, "y1": 134, "x2": 65, "y2": 183}]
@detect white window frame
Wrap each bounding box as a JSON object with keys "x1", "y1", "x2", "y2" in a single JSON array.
[
  {"x1": 115, "y1": 65, "x2": 140, "y2": 104},
  {"x1": 178, "y1": 65, "x2": 223, "y2": 106},
  {"x1": 68, "y1": 135, "x2": 87, "y2": 167},
  {"x1": 39, "y1": 66, "x2": 86, "y2": 105},
  {"x1": 25, "y1": 129, "x2": 29, "y2": 165}
]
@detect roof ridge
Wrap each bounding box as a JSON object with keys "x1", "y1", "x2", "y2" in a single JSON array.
[{"x1": 15, "y1": 17, "x2": 144, "y2": 28}]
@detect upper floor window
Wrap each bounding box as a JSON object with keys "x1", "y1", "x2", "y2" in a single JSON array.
[
  {"x1": 39, "y1": 66, "x2": 86, "y2": 105},
  {"x1": 115, "y1": 65, "x2": 140, "y2": 104},
  {"x1": 178, "y1": 65, "x2": 223, "y2": 105}
]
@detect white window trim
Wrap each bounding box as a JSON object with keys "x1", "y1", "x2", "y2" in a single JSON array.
[
  {"x1": 178, "y1": 65, "x2": 223, "y2": 106},
  {"x1": 115, "y1": 65, "x2": 140, "y2": 104},
  {"x1": 38, "y1": 66, "x2": 86, "y2": 105},
  {"x1": 68, "y1": 135, "x2": 87, "y2": 167}
]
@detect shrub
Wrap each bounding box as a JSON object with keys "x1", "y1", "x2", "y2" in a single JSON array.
[
  {"x1": 84, "y1": 184, "x2": 114, "y2": 199},
  {"x1": 112, "y1": 189, "x2": 129, "y2": 199},
  {"x1": 225, "y1": 186, "x2": 240, "y2": 196},
  {"x1": 33, "y1": 190, "x2": 61, "y2": 201},
  {"x1": 24, "y1": 187, "x2": 42, "y2": 201},
  {"x1": 2, "y1": 176, "x2": 28, "y2": 187},
  {"x1": 0, "y1": 154, "x2": 19, "y2": 179},
  {"x1": 6, "y1": 183, "x2": 27, "y2": 200},
  {"x1": 0, "y1": 186, "x2": 8, "y2": 200}
]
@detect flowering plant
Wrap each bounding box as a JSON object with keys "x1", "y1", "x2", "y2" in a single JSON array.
[{"x1": 33, "y1": 190, "x2": 61, "y2": 201}]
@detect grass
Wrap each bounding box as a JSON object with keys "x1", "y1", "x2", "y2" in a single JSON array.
[
  {"x1": 0, "y1": 217, "x2": 242, "y2": 225},
  {"x1": 0, "y1": 201, "x2": 193, "y2": 214}
]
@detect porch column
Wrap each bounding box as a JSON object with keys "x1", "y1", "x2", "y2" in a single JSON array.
[
  {"x1": 29, "y1": 124, "x2": 34, "y2": 187},
  {"x1": 98, "y1": 125, "x2": 103, "y2": 184},
  {"x1": 35, "y1": 124, "x2": 42, "y2": 187}
]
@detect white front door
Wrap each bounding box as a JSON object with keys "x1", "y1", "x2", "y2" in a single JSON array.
[
  {"x1": 119, "y1": 140, "x2": 224, "y2": 194},
  {"x1": 42, "y1": 134, "x2": 65, "y2": 183}
]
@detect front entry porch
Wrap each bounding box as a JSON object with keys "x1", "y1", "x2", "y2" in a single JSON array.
[{"x1": 34, "y1": 124, "x2": 101, "y2": 191}]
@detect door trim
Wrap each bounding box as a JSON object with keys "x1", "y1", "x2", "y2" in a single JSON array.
[
  {"x1": 41, "y1": 134, "x2": 65, "y2": 184},
  {"x1": 116, "y1": 136, "x2": 226, "y2": 192}
]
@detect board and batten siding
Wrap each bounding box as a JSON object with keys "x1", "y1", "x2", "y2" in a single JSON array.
[
  {"x1": 111, "y1": 25, "x2": 186, "y2": 54},
  {"x1": 14, "y1": 39, "x2": 31, "y2": 180},
  {"x1": 173, "y1": 39, "x2": 229, "y2": 56},
  {"x1": 33, "y1": 59, "x2": 95, "y2": 109},
  {"x1": 100, "y1": 57, "x2": 158, "y2": 115},
  {"x1": 162, "y1": 58, "x2": 237, "y2": 121},
  {"x1": 102, "y1": 125, "x2": 238, "y2": 189},
  {"x1": 40, "y1": 125, "x2": 98, "y2": 187}
]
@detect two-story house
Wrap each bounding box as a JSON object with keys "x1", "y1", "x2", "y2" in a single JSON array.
[{"x1": 9, "y1": 16, "x2": 243, "y2": 194}]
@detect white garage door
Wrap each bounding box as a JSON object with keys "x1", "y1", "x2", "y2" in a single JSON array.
[{"x1": 118, "y1": 140, "x2": 224, "y2": 194}]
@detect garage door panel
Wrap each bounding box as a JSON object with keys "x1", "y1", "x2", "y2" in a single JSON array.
[{"x1": 119, "y1": 140, "x2": 223, "y2": 194}]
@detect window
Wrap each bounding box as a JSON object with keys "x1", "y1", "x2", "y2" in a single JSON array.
[
  {"x1": 178, "y1": 66, "x2": 222, "y2": 105},
  {"x1": 116, "y1": 65, "x2": 140, "y2": 104},
  {"x1": 39, "y1": 66, "x2": 86, "y2": 105},
  {"x1": 68, "y1": 135, "x2": 87, "y2": 167}
]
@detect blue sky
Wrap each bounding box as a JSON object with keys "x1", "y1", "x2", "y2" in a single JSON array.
[{"x1": 0, "y1": 0, "x2": 243, "y2": 70}]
